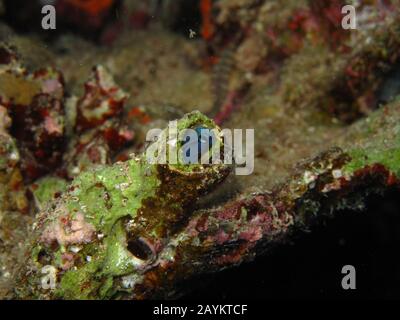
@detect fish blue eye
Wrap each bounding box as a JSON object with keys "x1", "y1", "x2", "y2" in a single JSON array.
[
  {"x1": 195, "y1": 126, "x2": 215, "y2": 153},
  {"x1": 181, "y1": 126, "x2": 215, "y2": 164}
]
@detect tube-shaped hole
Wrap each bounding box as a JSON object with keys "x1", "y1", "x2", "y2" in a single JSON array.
[
  {"x1": 37, "y1": 249, "x2": 51, "y2": 265},
  {"x1": 126, "y1": 237, "x2": 153, "y2": 261}
]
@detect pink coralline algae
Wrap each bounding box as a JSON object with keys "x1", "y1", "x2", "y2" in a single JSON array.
[
  {"x1": 75, "y1": 65, "x2": 128, "y2": 132},
  {"x1": 0, "y1": 58, "x2": 66, "y2": 181},
  {"x1": 63, "y1": 65, "x2": 135, "y2": 178},
  {"x1": 40, "y1": 212, "x2": 96, "y2": 247}
]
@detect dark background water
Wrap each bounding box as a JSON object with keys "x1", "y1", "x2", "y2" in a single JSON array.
[{"x1": 185, "y1": 188, "x2": 400, "y2": 300}]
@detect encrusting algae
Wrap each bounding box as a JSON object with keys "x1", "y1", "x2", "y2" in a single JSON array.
[
  {"x1": 14, "y1": 111, "x2": 230, "y2": 299},
  {"x1": 1, "y1": 0, "x2": 400, "y2": 299}
]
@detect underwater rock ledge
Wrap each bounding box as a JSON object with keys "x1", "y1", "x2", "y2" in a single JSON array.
[{"x1": 10, "y1": 100, "x2": 400, "y2": 299}]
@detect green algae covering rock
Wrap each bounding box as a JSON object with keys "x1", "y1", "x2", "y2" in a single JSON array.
[{"x1": 14, "y1": 112, "x2": 230, "y2": 299}]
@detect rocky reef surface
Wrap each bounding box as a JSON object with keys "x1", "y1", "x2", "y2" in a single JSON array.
[{"x1": 0, "y1": 0, "x2": 400, "y2": 299}]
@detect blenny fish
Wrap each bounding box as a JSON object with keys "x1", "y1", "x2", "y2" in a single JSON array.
[{"x1": 14, "y1": 111, "x2": 231, "y2": 299}]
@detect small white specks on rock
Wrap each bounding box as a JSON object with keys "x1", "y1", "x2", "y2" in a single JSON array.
[
  {"x1": 9, "y1": 152, "x2": 19, "y2": 160},
  {"x1": 332, "y1": 169, "x2": 343, "y2": 179},
  {"x1": 303, "y1": 171, "x2": 317, "y2": 184},
  {"x1": 126, "y1": 219, "x2": 135, "y2": 229},
  {"x1": 121, "y1": 274, "x2": 143, "y2": 289},
  {"x1": 72, "y1": 167, "x2": 80, "y2": 175},
  {"x1": 70, "y1": 246, "x2": 81, "y2": 253}
]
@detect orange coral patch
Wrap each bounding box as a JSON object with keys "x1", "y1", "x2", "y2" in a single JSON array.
[
  {"x1": 200, "y1": 0, "x2": 214, "y2": 41},
  {"x1": 63, "y1": 0, "x2": 114, "y2": 16}
]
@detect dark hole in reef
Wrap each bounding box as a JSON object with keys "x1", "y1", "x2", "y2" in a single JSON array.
[
  {"x1": 37, "y1": 249, "x2": 51, "y2": 265},
  {"x1": 126, "y1": 237, "x2": 153, "y2": 261},
  {"x1": 184, "y1": 187, "x2": 400, "y2": 299}
]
